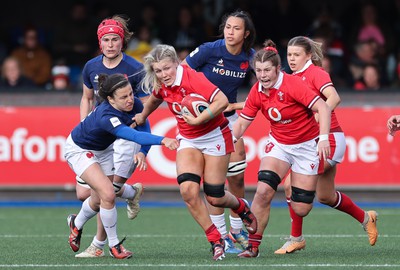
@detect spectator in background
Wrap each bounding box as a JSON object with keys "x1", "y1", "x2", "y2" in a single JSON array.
[
  {"x1": 126, "y1": 24, "x2": 161, "y2": 63},
  {"x1": 307, "y1": 3, "x2": 347, "y2": 86},
  {"x1": 346, "y1": 2, "x2": 394, "y2": 86},
  {"x1": 348, "y1": 40, "x2": 380, "y2": 86},
  {"x1": 390, "y1": 51, "x2": 400, "y2": 89},
  {"x1": 169, "y1": 6, "x2": 205, "y2": 52},
  {"x1": 51, "y1": 60, "x2": 71, "y2": 91},
  {"x1": 136, "y1": 2, "x2": 162, "y2": 44},
  {"x1": 176, "y1": 47, "x2": 190, "y2": 61},
  {"x1": 52, "y1": 1, "x2": 97, "y2": 85},
  {"x1": 0, "y1": 56, "x2": 35, "y2": 89},
  {"x1": 353, "y1": 64, "x2": 382, "y2": 91},
  {"x1": 267, "y1": 0, "x2": 310, "y2": 72},
  {"x1": 10, "y1": 27, "x2": 52, "y2": 87}
]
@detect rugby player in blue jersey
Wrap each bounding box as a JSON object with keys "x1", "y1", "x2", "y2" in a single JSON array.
[
  {"x1": 66, "y1": 73, "x2": 178, "y2": 259},
  {"x1": 75, "y1": 15, "x2": 152, "y2": 258}
]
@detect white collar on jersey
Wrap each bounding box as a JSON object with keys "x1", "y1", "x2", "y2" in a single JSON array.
[
  {"x1": 258, "y1": 71, "x2": 284, "y2": 92},
  {"x1": 171, "y1": 65, "x2": 184, "y2": 87},
  {"x1": 292, "y1": 59, "x2": 312, "y2": 75}
]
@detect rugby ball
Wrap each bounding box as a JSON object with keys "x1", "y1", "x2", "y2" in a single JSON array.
[{"x1": 181, "y1": 93, "x2": 210, "y2": 118}]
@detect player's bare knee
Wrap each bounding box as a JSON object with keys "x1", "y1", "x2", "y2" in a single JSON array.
[
  {"x1": 101, "y1": 189, "x2": 116, "y2": 205},
  {"x1": 292, "y1": 203, "x2": 313, "y2": 217},
  {"x1": 76, "y1": 190, "x2": 90, "y2": 202},
  {"x1": 76, "y1": 195, "x2": 86, "y2": 202},
  {"x1": 317, "y1": 193, "x2": 337, "y2": 206},
  {"x1": 317, "y1": 196, "x2": 331, "y2": 205}
]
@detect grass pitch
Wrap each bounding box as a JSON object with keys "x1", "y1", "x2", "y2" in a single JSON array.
[{"x1": 0, "y1": 205, "x2": 399, "y2": 269}]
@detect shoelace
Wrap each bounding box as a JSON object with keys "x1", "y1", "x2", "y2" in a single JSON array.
[{"x1": 113, "y1": 237, "x2": 127, "y2": 252}]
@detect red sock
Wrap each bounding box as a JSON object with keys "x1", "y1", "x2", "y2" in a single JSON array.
[
  {"x1": 287, "y1": 197, "x2": 303, "y2": 237},
  {"x1": 332, "y1": 191, "x2": 365, "y2": 223},
  {"x1": 232, "y1": 198, "x2": 245, "y2": 214},
  {"x1": 205, "y1": 224, "x2": 221, "y2": 243},
  {"x1": 249, "y1": 233, "x2": 262, "y2": 248}
]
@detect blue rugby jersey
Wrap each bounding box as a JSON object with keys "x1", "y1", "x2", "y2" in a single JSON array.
[
  {"x1": 82, "y1": 53, "x2": 147, "y2": 101},
  {"x1": 185, "y1": 39, "x2": 254, "y2": 104},
  {"x1": 71, "y1": 97, "x2": 157, "y2": 151}
]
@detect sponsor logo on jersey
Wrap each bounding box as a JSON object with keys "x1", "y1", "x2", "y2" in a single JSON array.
[
  {"x1": 217, "y1": 59, "x2": 224, "y2": 67},
  {"x1": 268, "y1": 107, "x2": 292, "y2": 124},
  {"x1": 240, "y1": 61, "x2": 249, "y2": 70},
  {"x1": 110, "y1": 117, "x2": 121, "y2": 127},
  {"x1": 212, "y1": 67, "x2": 246, "y2": 78},
  {"x1": 171, "y1": 102, "x2": 184, "y2": 118}
]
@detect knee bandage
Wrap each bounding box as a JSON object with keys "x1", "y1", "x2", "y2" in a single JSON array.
[
  {"x1": 76, "y1": 175, "x2": 90, "y2": 188},
  {"x1": 291, "y1": 186, "x2": 315, "y2": 204},
  {"x1": 203, "y1": 183, "x2": 225, "y2": 198},
  {"x1": 177, "y1": 173, "x2": 201, "y2": 185},
  {"x1": 113, "y1": 181, "x2": 124, "y2": 193},
  {"x1": 258, "y1": 170, "x2": 281, "y2": 191},
  {"x1": 227, "y1": 160, "x2": 248, "y2": 176}
]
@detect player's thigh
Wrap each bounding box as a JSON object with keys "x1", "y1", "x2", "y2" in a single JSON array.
[
  {"x1": 81, "y1": 163, "x2": 114, "y2": 198},
  {"x1": 176, "y1": 147, "x2": 204, "y2": 176},
  {"x1": 291, "y1": 171, "x2": 318, "y2": 191},
  {"x1": 230, "y1": 137, "x2": 246, "y2": 162},
  {"x1": 259, "y1": 156, "x2": 291, "y2": 180},
  {"x1": 203, "y1": 154, "x2": 230, "y2": 184}
]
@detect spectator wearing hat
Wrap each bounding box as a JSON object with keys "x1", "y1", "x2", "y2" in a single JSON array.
[{"x1": 51, "y1": 62, "x2": 71, "y2": 91}]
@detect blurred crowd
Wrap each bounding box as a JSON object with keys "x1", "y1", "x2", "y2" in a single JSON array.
[{"x1": 1, "y1": 0, "x2": 400, "y2": 92}]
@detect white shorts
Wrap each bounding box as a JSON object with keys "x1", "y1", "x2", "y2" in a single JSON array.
[
  {"x1": 177, "y1": 124, "x2": 234, "y2": 156},
  {"x1": 262, "y1": 135, "x2": 322, "y2": 175},
  {"x1": 226, "y1": 113, "x2": 239, "y2": 126},
  {"x1": 113, "y1": 138, "x2": 141, "y2": 178},
  {"x1": 327, "y1": 132, "x2": 346, "y2": 166},
  {"x1": 64, "y1": 135, "x2": 114, "y2": 178}
]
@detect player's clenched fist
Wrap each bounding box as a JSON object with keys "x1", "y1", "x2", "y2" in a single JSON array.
[{"x1": 161, "y1": 138, "x2": 179, "y2": 150}]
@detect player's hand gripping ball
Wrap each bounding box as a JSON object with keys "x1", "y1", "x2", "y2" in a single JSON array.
[{"x1": 181, "y1": 93, "x2": 210, "y2": 118}]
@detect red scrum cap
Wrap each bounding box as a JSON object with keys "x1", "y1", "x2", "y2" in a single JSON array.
[{"x1": 97, "y1": 19, "x2": 124, "y2": 48}]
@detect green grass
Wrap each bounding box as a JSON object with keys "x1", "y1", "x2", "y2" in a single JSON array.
[{"x1": 0, "y1": 206, "x2": 399, "y2": 269}]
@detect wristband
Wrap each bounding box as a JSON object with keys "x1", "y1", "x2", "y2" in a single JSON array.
[
  {"x1": 319, "y1": 134, "x2": 329, "y2": 142},
  {"x1": 206, "y1": 107, "x2": 214, "y2": 119}
]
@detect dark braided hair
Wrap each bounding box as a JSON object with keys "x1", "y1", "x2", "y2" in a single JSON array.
[
  {"x1": 251, "y1": 39, "x2": 281, "y2": 69},
  {"x1": 98, "y1": 73, "x2": 129, "y2": 101}
]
